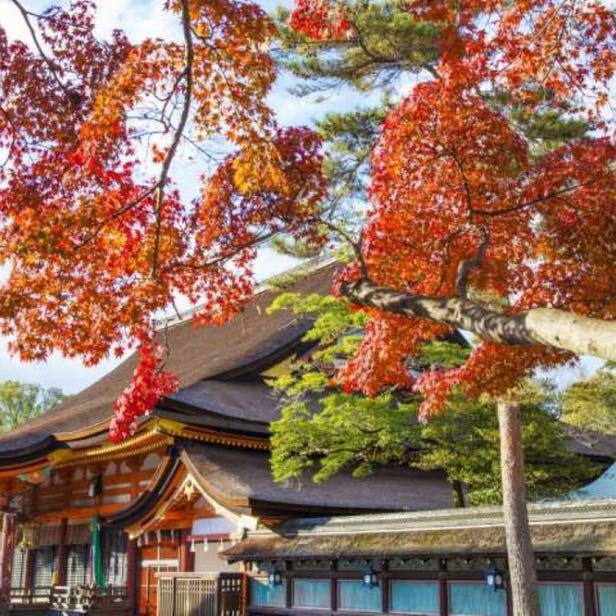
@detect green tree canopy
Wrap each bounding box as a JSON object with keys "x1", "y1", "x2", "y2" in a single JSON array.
[
  {"x1": 561, "y1": 369, "x2": 616, "y2": 437},
  {"x1": 268, "y1": 293, "x2": 601, "y2": 506},
  {"x1": 0, "y1": 380, "x2": 65, "y2": 432}
]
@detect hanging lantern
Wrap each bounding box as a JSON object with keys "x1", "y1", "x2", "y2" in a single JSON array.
[
  {"x1": 268, "y1": 566, "x2": 282, "y2": 587},
  {"x1": 18, "y1": 522, "x2": 40, "y2": 551},
  {"x1": 485, "y1": 566, "x2": 506, "y2": 592}
]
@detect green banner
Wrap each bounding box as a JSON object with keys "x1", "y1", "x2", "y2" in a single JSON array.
[{"x1": 92, "y1": 514, "x2": 106, "y2": 589}]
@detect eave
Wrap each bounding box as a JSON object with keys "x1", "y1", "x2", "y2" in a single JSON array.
[
  {"x1": 0, "y1": 435, "x2": 63, "y2": 467},
  {"x1": 226, "y1": 499, "x2": 616, "y2": 563}
]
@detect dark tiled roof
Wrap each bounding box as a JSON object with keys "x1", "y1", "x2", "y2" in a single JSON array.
[
  {"x1": 563, "y1": 424, "x2": 616, "y2": 460},
  {"x1": 179, "y1": 440, "x2": 454, "y2": 516},
  {"x1": 0, "y1": 263, "x2": 338, "y2": 453}
]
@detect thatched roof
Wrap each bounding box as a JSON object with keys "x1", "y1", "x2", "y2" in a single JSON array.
[
  {"x1": 0, "y1": 263, "x2": 337, "y2": 454},
  {"x1": 225, "y1": 500, "x2": 616, "y2": 561}
]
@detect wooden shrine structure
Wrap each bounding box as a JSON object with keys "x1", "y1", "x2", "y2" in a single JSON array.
[
  {"x1": 0, "y1": 261, "x2": 614, "y2": 616},
  {"x1": 0, "y1": 263, "x2": 457, "y2": 616}
]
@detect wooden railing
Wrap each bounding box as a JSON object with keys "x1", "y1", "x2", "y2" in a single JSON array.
[
  {"x1": 11, "y1": 585, "x2": 130, "y2": 615},
  {"x1": 157, "y1": 573, "x2": 246, "y2": 616},
  {"x1": 9, "y1": 586, "x2": 52, "y2": 605}
]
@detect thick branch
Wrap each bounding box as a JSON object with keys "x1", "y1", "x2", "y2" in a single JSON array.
[
  {"x1": 455, "y1": 227, "x2": 489, "y2": 297},
  {"x1": 340, "y1": 278, "x2": 616, "y2": 361}
]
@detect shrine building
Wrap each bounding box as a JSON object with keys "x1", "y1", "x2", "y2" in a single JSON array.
[{"x1": 0, "y1": 261, "x2": 614, "y2": 616}]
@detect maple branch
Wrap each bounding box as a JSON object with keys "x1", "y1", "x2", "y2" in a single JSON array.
[
  {"x1": 176, "y1": 231, "x2": 275, "y2": 272},
  {"x1": 308, "y1": 217, "x2": 368, "y2": 277},
  {"x1": 9, "y1": 0, "x2": 75, "y2": 103},
  {"x1": 472, "y1": 182, "x2": 587, "y2": 218},
  {"x1": 446, "y1": 148, "x2": 475, "y2": 218},
  {"x1": 151, "y1": 0, "x2": 194, "y2": 278},
  {"x1": 339, "y1": 277, "x2": 616, "y2": 361},
  {"x1": 74, "y1": 184, "x2": 159, "y2": 249},
  {"x1": 455, "y1": 227, "x2": 489, "y2": 297}
]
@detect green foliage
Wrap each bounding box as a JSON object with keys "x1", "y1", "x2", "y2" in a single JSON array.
[
  {"x1": 271, "y1": 392, "x2": 420, "y2": 483},
  {"x1": 268, "y1": 293, "x2": 600, "y2": 505},
  {"x1": 411, "y1": 340, "x2": 471, "y2": 370},
  {"x1": 418, "y1": 395, "x2": 598, "y2": 506},
  {"x1": 275, "y1": 2, "x2": 441, "y2": 93},
  {"x1": 268, "y1": 292, "x2": 367, "y2": 362},
  {"x1": 0, "y1": 380, "x2": 65, "y2": 431},
  {"x1": 318, "y1": 106, "x2": 389, "y2": 208},
  {"x1": 561, "y1": 369, "x2": 616, "y2": 436},
  {"x1": 270, "y1": 2, "x2": 442, "y2": 255}
]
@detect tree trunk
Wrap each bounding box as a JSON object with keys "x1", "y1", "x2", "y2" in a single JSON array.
[
  {"x1": 497, "y1": 399, "x2": 540, "y2": 616},
  {"x1": 452, "y1": 480, "x2": 466, "y2": 508}
]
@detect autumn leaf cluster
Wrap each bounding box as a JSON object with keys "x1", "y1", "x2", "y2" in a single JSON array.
[{"x1": 3, "y1": 0, "x2": 616, "y2": 435}]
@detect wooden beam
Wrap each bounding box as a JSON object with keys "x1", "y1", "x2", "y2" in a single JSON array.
[
  {"x1": 34, "y1": 502, "x2": 125, "y2": 523},
  {"x1": 0, "y1": 513, "x2": 16, "y2": 605},
  {"x1": 56, "y1": 518, "x2": 68, "y2": 586}
]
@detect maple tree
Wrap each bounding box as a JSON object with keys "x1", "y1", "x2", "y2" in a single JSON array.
[
  {"x1": 2, "y1": 1, "x2": 616, "y2": 611},
  {"x1": 0, "y1": 0, "x2": 326, "y2": 441},
  {"x1": 276, "y1": 3, "x2": 616, "y2": 615},
  {"x1": 2, "y1": 0, "x2": 614, "y2": 441}
]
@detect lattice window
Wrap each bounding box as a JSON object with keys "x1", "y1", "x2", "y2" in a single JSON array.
[
  {"x1": 65, "y1": 545, "x2": 88, "y2": 587},
  {"x1": 11, "y1": 548, "x2": 26, "y2": 589},
  {"x1": 103, "y1": 529, "x2": 128, "y2": 587},
  {"x1": 32, "y1": 546, "x2": 56, "y2": 589}
]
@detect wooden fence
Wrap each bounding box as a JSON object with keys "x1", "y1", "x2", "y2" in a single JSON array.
[{"x1": 157, "y1": 573, "x2": 246, "y2": 616}]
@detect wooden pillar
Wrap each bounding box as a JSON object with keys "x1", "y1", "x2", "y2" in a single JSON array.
[
  {"x1": 285, "y1": 569, "x2": 292, "y2": 609},
  {"x1": 381, "y1": 561, "x2": 389, "y2": 614},
  {"x1": 330, "y1": 562, "x2": 338, "y2": 613},
  {"x1": 179, "y1": 530, "x2": 194, "y2": 572},
  {"x1": 126, "y1": 536, "x2": 138, "y2": 605},
  {"x1": 24, "y1": 548, "x2": 34, "y2": 592},
  {"x1": 582, "y1": 557, "x2": 597, "y2": 616},
  {"x1": 56, "y1": 518, "x2": 68, "y2": 586},
  {"x1": 438, "y1": 559, "x2": 448, "y2": 616},
  {"x1": 0, "y1": 512, "x2": 16, "y2": 606}
]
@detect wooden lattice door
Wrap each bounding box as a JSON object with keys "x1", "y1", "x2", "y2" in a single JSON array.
[{"x1": 137, "y1": 545, "x2": 179, "y2": 616}]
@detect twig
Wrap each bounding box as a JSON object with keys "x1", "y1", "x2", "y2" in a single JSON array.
[
  {"x1": 151, "y1": 0, "x2": 195, "y2": 277},
  {"x1": 9, "y1": 0, "x2": 74, "y2": 103}
]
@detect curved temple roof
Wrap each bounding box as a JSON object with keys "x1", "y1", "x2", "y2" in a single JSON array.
[
  {"x1": 0, "y1": 263, "x2": 338, "y2": 457},
  {"x1": 0, "y1": 260, "x2": 614, "y2": 524},
  {"x1": 179, "y1": 440, "x2": 455, "y2": 516}
]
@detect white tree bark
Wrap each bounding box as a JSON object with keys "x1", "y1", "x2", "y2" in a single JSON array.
[{"x1": 340, "y1": 278, "x2": 616, "y2": 361}]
